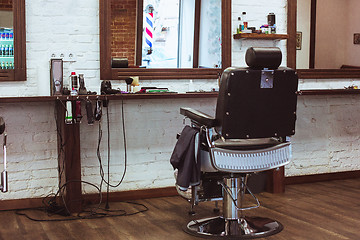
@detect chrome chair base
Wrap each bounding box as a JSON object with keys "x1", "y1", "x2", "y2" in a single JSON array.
[{"x1": 185, "y1": 216, "x2": 283, "y2": 239}]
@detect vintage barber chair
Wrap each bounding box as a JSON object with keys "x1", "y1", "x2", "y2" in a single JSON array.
[{"x1": 173, "y1": 47, "x2": 298, "y2": 238}]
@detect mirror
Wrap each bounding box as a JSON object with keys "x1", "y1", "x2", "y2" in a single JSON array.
[
  {"x1": 0, "y1": 0, "x2": 26, "y2": 81},
  {"x1": 0, "y1": 3, "x2": 14, "y2": 70},
  {"x1": 100, "y1": 0, "x2": 231, "y2": 80},
  {"x1": 296, "y1": 0, "x2": 360, "y2": 71},
  {"x1": 110, "y1": 0, "x2": 221, "y2": 69}
]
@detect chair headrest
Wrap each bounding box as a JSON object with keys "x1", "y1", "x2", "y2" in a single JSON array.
[{"x1": 245, "y1": 47, "x2": 282, "y2": 69}]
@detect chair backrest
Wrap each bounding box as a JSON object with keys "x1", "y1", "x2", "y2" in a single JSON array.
[{"x1": 215, "y1": 47, "x2": 298, "y2": 139}]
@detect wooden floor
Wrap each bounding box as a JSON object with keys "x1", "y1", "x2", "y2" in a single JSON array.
[{"x1": 0, "y1": 178, "x2": 360, "y2": 240}]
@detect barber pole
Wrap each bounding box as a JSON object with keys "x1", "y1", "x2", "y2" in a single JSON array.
[{"x1": 145, "y1": 6, "x2": 154, "y2": 54}]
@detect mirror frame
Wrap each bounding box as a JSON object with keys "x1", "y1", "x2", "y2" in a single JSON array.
[
  {"x1": 0, "y1": 0, "x2": 26, "y2": 81},
  {"x1": 288, "y1": 0, "x2": 360, "y2": 79},
  {"x1": 100, "y1": 0, "x2": 232, "y2": 80}
]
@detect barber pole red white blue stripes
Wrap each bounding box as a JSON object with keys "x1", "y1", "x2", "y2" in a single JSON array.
[{"x1": 145, "y1": 12, "x2": 154, "y2": 51}]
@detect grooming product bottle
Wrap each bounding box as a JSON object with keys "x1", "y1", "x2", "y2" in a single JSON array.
[
  {"x1": 242, "y1": 12, "x2": 248, "y2": 30},
  {"x1": 70, "y1": 72, "x2": 78, "y2": 96}
]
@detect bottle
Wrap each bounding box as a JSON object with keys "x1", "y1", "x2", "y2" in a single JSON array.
[
  {"x1": 4, "y1": 45, "x2": 8, "y2": 56},
  {"x1": 268, "y1": 13, "x2": 276, "y2": 33},
  {"x1": 267, "y1": 13, "x2": 275, "y2": 26},
  {"x1": 9, "y1": 45, "x2": 13, "y2": 56},
  {"x1": 70, "y1": 72, "x2": 78, "y2": 96},
  {"x1": 242, "y1": 12, "x2": 248, "y2": 30},
  {"x1": 1, "y1": 45, "x2": 4, "y2": 56},
  {"x1": 237, "y1": 17, "x2": 242, "y2": 33}
]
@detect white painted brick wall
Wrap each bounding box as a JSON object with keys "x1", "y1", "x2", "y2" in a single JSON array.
[
  {"x1": 288, "y1": 95, "x2": 360, "y2": 176},
  {"x1": 0, "y1": 102, "x2": 58, "y2": 200},
  {"x1": 0, "y1": 0, "x2": 360, "y2": 199}
]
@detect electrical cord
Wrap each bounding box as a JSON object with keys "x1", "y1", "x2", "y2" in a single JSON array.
[
  {"x1": 97, "y1": 98, "x2": 127, "y2": 188},
  {"x1": 106, "y1": 99, "x2": 110, "y2": 209},
  {"x1": 14, "y1": 178, "x2": 148, "y2": 222},
  {"x1": 11, "y1": 98, "x2": 142, "y2": 222}
]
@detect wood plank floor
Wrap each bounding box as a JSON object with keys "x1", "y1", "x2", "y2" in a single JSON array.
[{"x1": 0, "y1": 178, "x2": 360, "y2": 240}]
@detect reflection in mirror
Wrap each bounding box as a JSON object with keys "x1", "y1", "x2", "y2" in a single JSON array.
[
  {"x1": 0, "y1": 1, "x2": 14, "y2": 70},
  {"x1": 296, "y1": 0, "x2": 360, "y2": 70},
  {"x1": 110, "y1": 0, "x2": 221, "y2": 69},
  {"x1": 198, "y1": 0, "x2": 221, "y2": 68}
]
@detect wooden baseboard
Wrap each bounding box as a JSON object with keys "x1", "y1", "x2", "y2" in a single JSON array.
[
  {"x1": 82, "y1": 186, "x2": 178, "y2": 205},
  {"x1": 2, "y1": 171, "x2": 360, "y2": 211},
  {"x1": 285, "y1": 170, "x2": 360, "y2": 185},
  {"x1": 0, "y1": 187, "x2": 178, "y2": 211}
]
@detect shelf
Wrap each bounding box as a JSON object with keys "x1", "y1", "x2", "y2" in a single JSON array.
[
  {"x1": 298, "y1": 89, "x2": 360, "y2": 96},
  {"x1": 0, "y1": 92, "x2": 218, "y2": 103},
  {"x1": 233, "y1": 33, "x2": 289, "y2": 40}
]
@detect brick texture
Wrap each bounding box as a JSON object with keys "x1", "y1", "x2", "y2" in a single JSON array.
[{"x1": 111, "y1": 0, "x2": 137, "y2": 66}]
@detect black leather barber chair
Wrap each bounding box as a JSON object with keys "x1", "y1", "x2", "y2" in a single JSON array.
[{"x1": 171, "y1": 47, "x2": 298, "y2": 238}]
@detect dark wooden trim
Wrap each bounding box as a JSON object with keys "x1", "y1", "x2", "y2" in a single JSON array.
[
  {"x1": 221, "y1": 0, "x2": 231, "y2": 69},
  {"x1": 287, "y1": 0, "x2": 296, "y2": 69},
  {"x1": 14, "y1": 0, "x2": 26, "y2": 81},
  {"x1": 285, "y1": 170, "x2": 360, "y2": 185},
  {"x1": 100, "y1": 0, "x2": 232, "y2": 80},
  {"x1": 0, "y1": 187, "x2": 177, "y2": 211},
  {"x1": 192, "y1": 0, "x2": 201, "y2": 68},
  {"x1": 0, "y1": 92, "x2": 218, "y2": 103},
  {"x1": 298, "y1": 89, "x2": 360, "y2": 96},
  {"x1": 233, "y1": 33, "x2": 288, "y2": 40},
  {"x1": 0, "y1": 0, "x2": 26, "y2": 81},
  {"x1": 0, "y1": 197, "x2": 44, "y2": 211},
  {"x1": 297, "y1": 69, "x2": 360, "y2": 79},
  {"x1": 309, "y1": 0, "x2": 316, "y2": 69},
  {"x1": 0, "y1": 96, "x2": 56, "y2": 103},
  {"x1": 99, "y1": 0, "x2": 112, "y2": 80},
  {"x1": 266, "y1": 167, "x2": 285, "y2": 193},
  {"x1": 135, "y1": 0, "x2": 143, "y2": 66},
  {"x1": 83, "y1": 187, "x2": 178, "y2": 205},
  {"x1": 56, "y1": 100, "x2": 82, "y2": 213},
  {"x1": 0, "y1": 70, "x2": 15, "y2": 81}
]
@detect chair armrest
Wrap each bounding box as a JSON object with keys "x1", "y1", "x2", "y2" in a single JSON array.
[{"x1": 180, "y1": 107, "x2": 218, "y2": 127}]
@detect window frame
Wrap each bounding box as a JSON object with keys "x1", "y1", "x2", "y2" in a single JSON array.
[
  {"x1": 100, "y1": 0, "x2": 231, "y2": 80},
  {"x1": 0, "y1": 0, "x2": 26, "y2": 81}
]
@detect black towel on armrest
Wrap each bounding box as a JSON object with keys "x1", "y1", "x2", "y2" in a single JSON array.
[{"x1": 170, "y1": 125, "x2": 200, "y2": 190}]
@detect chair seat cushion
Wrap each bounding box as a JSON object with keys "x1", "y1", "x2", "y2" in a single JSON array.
[{"x1": 214, "y1": 138, "x2": 281, "y2": 150}]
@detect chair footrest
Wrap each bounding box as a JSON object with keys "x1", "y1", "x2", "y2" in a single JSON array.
[{"x1": 209, "y1": 142, "x2": 291, "y2": 173}]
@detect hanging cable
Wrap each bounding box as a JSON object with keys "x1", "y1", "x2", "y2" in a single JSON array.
[
  {"x1": 105, "y1": 99, "x2": 111, "y2": 209},
  {"x1": 97, "y1": 98, "x2": 127, "y2": 188}
]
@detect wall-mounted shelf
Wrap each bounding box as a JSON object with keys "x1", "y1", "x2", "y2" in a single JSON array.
[
  {"x1": 0, "y1": 92, "x2": 218, "y2": 103},
  {"x1": 233, "y1": 33, "x2": 289, "y2": 40},
  {"x1": 233, "y1": 33, "x2": 289, "y2": 50}
]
